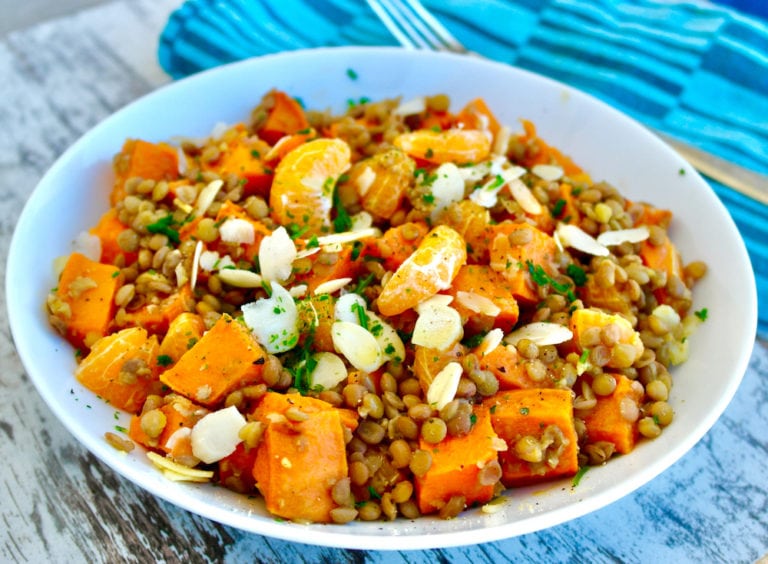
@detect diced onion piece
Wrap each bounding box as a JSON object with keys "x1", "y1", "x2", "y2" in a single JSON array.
[
  {"x1": 72, "y1": 231, "x2": 102, "y2": 262},
  {"x1": 146, "y1": 451, "x2": 213, "y2": 479},
  {"x1": 309, "y1": 352, "x2": 348, "y2": 390},
  {"x1": 505, "y1": 322, "x2": 574, "y2": 346},
  {"x1": 242, "y1": 282, "x2": 299, "y2": 354},
  {"x1": 219, "y1": 218, "x2": 255, "y2": 244},
  {"x1": 314, "y1": 277, "x2": 352, "y2": 295},
  {"x1": 217, "y1": 268, "x2": 263, "y2": 288},
  {"x1": 412, "y1": 303, "x2": 463, "y2": 352},
  {"x1": 429, "y1": 162, "x2": 465, "y2": 221},
  {"x1": 355, "y1": 166, "x2": 376, "y2": 197},
  {"x1": 475, "y1": 328, "x2": 505, "y2": 356},
  {"x1": 195, "y1": 179, "x2": 223, "y2": 217},
  {"x1": 190, "y1": 240, "x2": 204, "y2": 290},
  {"x1": 393, "y1": 96, "x2": 426, "y2": 116},
  {"x1": 532, "y1": 164, "x2": 564, "y2": 182},
  {"x1": 455, "y1": 290, "x2": 501, "y2": 317},
  {"x1": 556, "y1": 223, "x2": 609, "y2": 256},
  {"x1": 259, "y1": 226, "x2": 297, "y2": 283},
  {"x1": 331, "y1": 321, "x2": 384, "y2": 372},
  {"x1": 596, "y1": 226, "x2": 650, "y2": 247},
  {"x1": 191, "y1": 406, "x2": 246, "y2": 464},
  {"x1": 426, "y1": 361, "x2": 463, "y2": 410},
  {"x1": 508, "y1": 178, "x2": 543, "y2": 215}
]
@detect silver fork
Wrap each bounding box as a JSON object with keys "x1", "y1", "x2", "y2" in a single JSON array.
[{"x1": 366, "y1": 0, "x2": 768, "y2": 206}]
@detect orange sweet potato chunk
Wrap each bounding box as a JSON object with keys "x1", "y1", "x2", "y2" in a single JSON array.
[
  {"x1": 447, "y1": 264, "x2": 520, "y2": 333},
  {"x1": 111, "y1": 139, "x2": 179, "y2": 205},
  {"x1": 476, "y1": 343, "x2": 555, "y2": 390},
  {"x1": 160, "y1": 314, "x2": 266, "y2": 406},
  {"x1": 158, "y1": 312, "x2": 206, "y2": 365},
  {"x1": 252, "y1": 393, "x2": 352, "y2": 523},
  {"x1": 76, "y1": 327, "x2": 162, "y2": 413},
  {"x1": 128, "y1": 394, "x2": 208, "y2": 459},
  {"x1": 485, "y1": 389, "x2": 579, "y2": 486},
  {"x1": 256, "y1": 90, "x2": 310, "y2": 146},
  {"x1": 580, "y1": 373, "x2": 643, "y2": 454},
  {"x1": 415, "y1": 406, "x2": 499, "y2": 514},
  {"x1": 89, "y1": 208, "x2": 136, "y2": 266},
  {"x1": 53, "y1": 252, "x2": 123, "y2": 350}
]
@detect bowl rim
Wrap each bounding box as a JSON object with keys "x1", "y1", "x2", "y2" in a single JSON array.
[{"x1": 6, "y1": 45, "x2": 758, "y2": 550}]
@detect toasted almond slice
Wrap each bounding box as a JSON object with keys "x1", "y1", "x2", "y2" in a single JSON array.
[
  {"x1": 295, "y1": 246, "x2": 321, "y2": 259},
  {"x1": 331, "y1": 321, "x2": 384, "y2": 372},
  {"x1": 220, "y1": 218, "x2": 256, "y2": 244},
  {"x1": 289, "y1": 284, "x2": 308, "y2": 298},
  {"x1": 173, "y1": 197, "x2": 194, "y2": 214},
  {"x1": 475, "y1": 328, "x2": 505, "y2": 356},
  {"x1": 415, "y1": 294, "x2": 454, "y2": 311},
  {"x1": 455, "y1": 290, "x2": 501, "y2": 317},
  {"x1": 190, "y1": 240, "x2": 204, "y2": 291},
  {"x1": 505, "y1": 322, "x2": 574, "y2": 346},
  {"x1": 309, "y1": 352, "x2": 348, "y2": 390},
  {"x1": 532, "y1": 163, "x2": 564, "y2": 182},
  {"x1": 217, "y1": 268, "x2": 263, "y2": 288},
  {"x1": 412, "y1": 303, "x2": 463, "y2": 352},
  {"x1": 426, "y1": 361, "x2": 463, "y2": 410},
  {"x1": 161, "y1": 470, "x2": 211, "y2": 483},
  {"x1": 596, "y1": 226, "x2": 650, "y2": 246},
  {"x1": 195, "y1": 179, "x2": 223, "y2": 217},
  {"x1": 334, "y1": 293, "x2": 368, "y2": 324},
  {"x1": 316, "y1": 227, "x2": 378, "y2": 247},
  {"x1": 351, "y1": 211, "x2": 374, "y2": 231},
  {"x1": 556, "y1": 223, "x2": 609, "y2": 256},
  {"x1": 508, "y1": 178, "x2": 543, "y2": 215},
  {"x1": 367, "y1": 310, "x2": 406, "y2": 363},
  {"x1": 491, "y1": 436, "x2": 509, "y2": 452},
  {"x1": 492, "y1": 125, "x2": 512, "y2": 156},
  {"x1": 259, "y1": 226, "x2": 297, "y2": 283},
  {"x1": 355, "y1": 166, "x2": 377, "y2": 197},
  {"x1": 393, "y1": 96, "x2": 427, "y2": 116},
  {"x1": 429, "y1": 162, "x2": 465, "y2": 221},
  {"x1": 314, "y1": 277, "x2": 352, "y2": 295},
  {"x1": 146, "y1": 451, "x2": 214, "y2": 479},
  {"x1": 174, "y1": 262, "x2": 188, "y2": 288}
]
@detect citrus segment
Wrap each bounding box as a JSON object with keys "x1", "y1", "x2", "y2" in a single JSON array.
[
  {"x1": 376, "y1": 224, "x2": 467, "y2": 316},
  {"x1": 393, "y1": 128, "x2": 491, "y2": 164},
  {"x1": 270, "y1": 138, "x2": 351, "y2": 236}
]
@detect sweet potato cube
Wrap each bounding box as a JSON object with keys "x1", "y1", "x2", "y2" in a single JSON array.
[
  {"x1": 485, "y1": 389, "x2": 579, "y2": 486},
  {"x1": 53, "y1": 252, "x2": 123, "y2": 350},
  {"x1": 89, "y1": 208, "x2": 137, "y2": 267},
  {"x1": 488, "y1": 222, "x2": 558, "y2": 304},
  {"x1": 160, "y1": 314, "x2": 266, "y2": 406},
  {"x1": 580, "y1": 373, "x2": 643, "y2": 454},
  {"x1": 252, "y1": 407, "x2": 348, "y2": 523},
  {"x1": 415, "y1": 407, "x2": 499, "y2": 514},
  {"x1": 158, "y1": 312, "x2": 206, "y2": 365},
  {"x1": 476, "y1": 343, "x2": 554, "y2": 390},
  {"x1": 257, "y1": 90, "x2": 310, "y2": 146},
  {"x1": 111, "y1": 139, "x2": 179, "y2": 205},
  {"x1": 120, "y1": 285, "x2": 195, "y2": 336},
  {"x1": 76, "y1": 327, "x2": 162, "y2": 413},
  {"x1": 447, "y1": 265, "x2": 519, "y2": 333},
  {"x1": 128, "y1": 394, "x2": 208, "y2": 458},
  {"x1": 219, "y1": 442, "x2": 259, "y2": 494}
]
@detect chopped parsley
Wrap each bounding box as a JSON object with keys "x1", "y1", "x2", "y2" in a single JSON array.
[
  {"x1": 332, "y1": 187, "x2": 353, "y2": 232},
  {"x1": 353, "y1": 272, "x2": 375, "y2": 295},
  {"x1": 114, "y1": 425, "x2": 127, "y2": 433},
  {"x1": 572, "y1": 465, "x2": 590, "y2": 487},
  {"x1": 527, "y1": 260, "x2": 576, "y2": 302},
  {"x1": 519, "y1": 407, "x2": 530, "y2": 416},
  {"x1": 346, "y1": 68, "x2": 358, "y2": 80},
  {"x1": 551, "y1": 198, "x2": 566, "y2": 217},
  {"x1": 461, "y1": 332, "x2": 487, "y2": 349},
  {"x1": 566, "y1": 263, "x2": 587, "y2": 287},
  {"x1": 146, "y1": 215, "x2": 181, "y2": 244},
  {"x1": 156, "y1": 354, "x2": 173, "y2": 367},
  {"x1": 694, "y1": 307, "x2": 708, "y2": 321},
  {"x1": 351, "y1": 301, "x2": 369, "y2": 330}
]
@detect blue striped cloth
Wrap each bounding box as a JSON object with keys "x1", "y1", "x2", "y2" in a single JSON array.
[{"x1": 158, "y1": 0, "x2": 768, "y2": 335}]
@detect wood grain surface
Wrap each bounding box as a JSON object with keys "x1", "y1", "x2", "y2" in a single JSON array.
[{"x1": 1, "y1": 1, "x2": 767, "y2": 562}]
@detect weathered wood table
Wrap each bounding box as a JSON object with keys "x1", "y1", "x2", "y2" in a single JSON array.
[{"x1": 1, "y1": 1, "x2": 767, "y2": 562}]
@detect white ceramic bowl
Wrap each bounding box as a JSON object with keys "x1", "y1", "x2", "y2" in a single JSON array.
[{"x1": 7, "y1": 47, "x2": 757, "y2": 550}]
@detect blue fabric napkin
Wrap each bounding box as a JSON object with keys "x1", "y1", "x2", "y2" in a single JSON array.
[{"x1": 157, "y1": 0, "x2": 768, "y2": 335}]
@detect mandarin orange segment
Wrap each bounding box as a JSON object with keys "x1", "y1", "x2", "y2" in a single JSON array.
[
  {"x1": 393, "y1": 128, "x2": 491, "y2": 164},
  {"x1": 376, "y1": 225, "x2": 467, "y2": 316},
  {"x1": 269, "y1": 138, "x2": 351, "y2": 236}
]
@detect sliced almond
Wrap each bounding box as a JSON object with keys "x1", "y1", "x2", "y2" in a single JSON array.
[
  {"x1": 314, "y1": 277, "x2": 352, "y2": 295},
  {"x1": 219, "y1": 218, "x2": 255, "y2": 245},
  {"x1": 191, "y1": 406, "x2": 246, "y2": 464},
  {"x1": 412, "y1": 303, "x2": 463, "y2": 352},
  {"x1": 366, "y1": 310, "x2": 406, "y2": 364},
  {"x1": 426, "y1": 361, "x2": 463, "y2": 410},
  {"x1": 455, "y1": 290, "x2": 501, "y2": 317},
  {"x1": 504, "y1": 322, "x2": 574, "y2": 346},
  {"x1": 596, "y1": 226, "x2": 650, "y2": 246},
  {"x1": 508, "y1": 177, "x2": 543, "y2": 215},
  {"x1": 429, "y1": 162, "x2": 466, "y2": 221},
  {"x1": 475, "y1": 328, "x2": 505, "y2": 356},
  {"x1": 190, "y1": 240, "x2": 204, "y2": 291},
  {"x1": 194, "y1": 179, "x2": 223, "y2": 217},
  {"x1": 355, "y1": 166, "x2": 377, "y2": 197},
  {"x1": 331, "y1": 321, "x2": 384, "y2": 372},
  {"x1": 173, "y1": 197, "x2": 194, "y2": 214},
  {"x1": 146, "y1": 451, "x2": 213, "y2": 480},
  {"x1": 334, "y1": 292, "x2": 368, "y2": 324},
  {"x1": 217, "y1": 268, "x2": 263, "y2": 288},
  {"x1": 289, "y1": 284, "x2": 308, "y2": 299},
  {"x1": 259, "y1": 226, "x2": 297, "y2": 283},
  {"x1": 556, "y1": 223, "x2": 609, "y2": 256},
  {"x1": 532, "y1": 163, "x2": 564, "y2": 182},
  {"x1": 316, "y1": 227, "x2": 378, "y2": 247},
  {"x1": 72, "y1": 231, "x2": 102, "y2": 262},
  {"x1": 492, "y1": 125, "x2": 512, "y2": 156},
  {"x1": 309, "y1": 352, "x2": 348, "y2": 390},
  {"x1": 393, "y1": 96, "x2": 426, "y2": 116},
  {"x1": 295, "y1": 246, "x2": 321, "y2": 259},
  {"x1": 491, "y1": 436, "x2": 509, "y2": 452}
]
